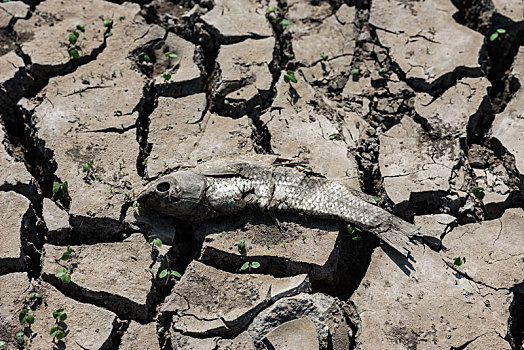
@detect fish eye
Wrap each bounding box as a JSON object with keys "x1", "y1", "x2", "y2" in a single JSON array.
[{"x1": 156, "y1": 182, "x2": 170, "y2": 192}]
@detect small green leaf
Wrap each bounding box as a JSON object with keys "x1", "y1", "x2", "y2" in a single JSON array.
[
  {"x1": 53, "y1": 181, "x2": 60, "y2": 193},
  {"x1": 496, "y1": 28, "x2": 506, "y2": 34},
  {"x1": 237, "y1": 239, "x2": 246, "y2": 252},
  {"x1": 68, "y1": 47, "x2": 79, "y2": 58},
  {"x1": 240, "y1": 262, "x2": 249, "y2": 270},
  {"x1": 159, "y1": 269, "x2": 168, "y2": 278},
  {"x1": 490, "y1": 32, "x2": 499, "y2": 41},
  {"x1": 61, "y1": 252, "x2": 70, "y2": 261},
  {"x1": 59, "y1": 313, "x2": 67, "y2": 322},
  {"x1": 76, "y1": 24, "x2": 85, "y2": 32},
  {"x1": 104, "y1": 32, "x2": 113, "y2": 38},
  {"x1": 16, "y1": 333, "x2": 24, "y2": 345},
  {"x1": 370, "y1": 195, "x2": 379, "y2": 202},
  {"x1": 61, "y1": 274, "x2": 71, "y2": 283},
  {"x1": 29, "y1": 292, "x2": 42, "y2": 298},
  {"x1": 163, "y1": 71, "x2": 172, "y2": 81},
  {"x1": 251, "y1": 261, "x2": 260, "y2": 269},
  {"x1": 27, "y1": 314, "x2": 35, "y2": 324},
  {"x1": 67, "y1": 246, "x2": 74, "y2": 254},
  {"x1": 280, "y1": 19, "x2": 291, "y2": 25},
  {"x1": 132, "y1": 200, "x2": 139, "y2": 208},
  {"x1": 55, "y1": 267, "x2": 66, "y2": 278},
  {"x1": 320, "y1": 54, "x2": 328, "y2": 61},
  {"x1": 472, "y1": 187, "x2": 485, "y2": 201},
  {"x1": 68, "y1": 31, "x2": 79, "y2": 45},
  {"x1": 351, "y1": 68, "x2": 359, "y2": 75},
  {"x1": 378, "y1": 67, "x2": 388, "y2": 73},
  {"x1": 165, "y1": 52, "x2": 177, "y2": 58},
  {"x1": 453, "y1": 256, "x2": 463, "y2": 266},
  {"x1": 352, "y1": 236, "x2": 362, "y2": 241},
  {"x1": 82, "y1": 163, "x2": 90, "y2": 172},
  {"x1": 19, "y1": 310, "x2": 28, "y2": 324},
  {"x1": 284, "y1": 70, "x2": 297, "y2": 84},
  {"x1": 171, "y1": 271, "x2": 182, "y2": 278},
  {"x1": 267, "y1": 6, "x2": 274, "y2": 12},
  {"x1": 52, "y1": 309, "x2": 63, "y2": 319},
  {"x1": 56, "y1": 331, "x2": 65, "y2": 340},
  {"x1": 50, "y1": 326, "x2": 58, "y2": 337},
  {"x1": 152, "y1": 238, "x2": 162, "y2": 248},
  {"x1": 328, "y1": 133, "x2": 340, "y2": 140},
  {"x1": 103, "y1": 19, "x2": 112, "y2": 27}
]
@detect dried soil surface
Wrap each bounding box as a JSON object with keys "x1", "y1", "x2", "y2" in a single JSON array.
[{"x1": 0, "y1": 0, "x2": 523, "y2": 349}]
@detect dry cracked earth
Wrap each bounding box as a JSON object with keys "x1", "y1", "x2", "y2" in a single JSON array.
[{"x1": 0, "y1": 0, "x2": 523, "y2": 348}]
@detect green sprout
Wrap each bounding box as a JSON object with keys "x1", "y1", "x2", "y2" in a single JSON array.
[
  {"x1": 68, "y1": 31, "x2": 79, "y2": 45},
  {"x1": 52, "y1": 181, "x2": 68, "y2": 194},
  {"x1": 19, "y1": 310, "x2": 35, "y2": 325},
  {"x1": 240, "y1": 261, "x2": 260, "y2": 272},
  {"x1": 320, "y1": 54, "x2": 328, "y2": 61},
  {"x1": 351, "y1": 68, "x2": 360, "y2": 76},
  {"x1": 132, "y1": 200, "x2": 145, "y2": 215},
  {"x1": 159, "y1": 269, "x2": 182, "y2": 280},
  {"x1": 328, "y1": 133, "x2": 341, "y2": 140},
  {"x1": 453, "y1": 256, "x2": 464, "y2": 266},
  {"x1": 162, "y1": 71, "x2": 172, "y2": 81},
  {"x1": 56, "y1": 246, "x2": 74, "y2": 283},
  {"x1": 82, "y1": 161, "x2": 93, "y2": 173},
  {"x1": 280, "y1": 19, "x2": 291, "y2": 25},
  {"x1": 284, "y1": 70, "x2": 297, "y2": 84},
  {"x1": 76, "y1": 24, "x2": 85, "y2": 32},
  {"x1": 103, "y1": 19, "x2": 112, "y2": 27},
  {"x1": 16, "y1": 332, "x2": 24, "y2": 345},
  {"x1": 370, "y1": 195, "x2": 379, "y2": 202},
  {"x1": 472, "y1": 187, "x2": 485, "y2": 201},
  {"x1": 50, "y1": 308, "x2": 67, "y2": 341},
  {"x1": 138, "y1": 52, "x2": 150, "y2": 63},
  {"x1": 489, "y1": 28, "x2": 506, "y2": 41},
  {"x1": 347, "y1": 224, "x2": 362, "y2": 241},
  {"x1": 237, "y1": 239, "x2": 246, "y2": 253},
  {"x1": 148, "y1": 235, "x2": 162, "y2": 248},
  {"x1": 61, "y1": 246, "x2": 74, "y2": 261},
  {"x1": 104, "y1": 32, "x2": 113, "y2": 38},
  {"x1": 165, "y1": 51, "x2": 177, "y2": 58},
  {"x1": 114, "y1": 110, "x2": 123, "y2": 116},
  {"x1": 378, "y1": 67, "x2": 388, "y2": 74}
]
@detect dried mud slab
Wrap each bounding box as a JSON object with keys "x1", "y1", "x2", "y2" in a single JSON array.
[
  {"x1": 350, "y1": 245, "x2": 511, "y2": 349},
  {"x1": 370, "y1": 0, "x2": 485, "y2": 85},
  {"x1": 0, "y1": 272, "x2": 116, "y2": 349},
  {"x1": 42, "y1": 234, "x2": 164, "y2": 319},
  {"x1": 0, "y1": 51, "x2": 31, "y2": 102},
  {"x1": 442, "y1": 208, "x2": 524, "y2": 289},
  {"x1": 0, "y1": 1, "x2": 29, "y2": 29},
  {"x1": 161, "y1": 261, "x2": 309, "y2": 337},
  {"x1": 120, "y1": 321, "x2": 160, "y2": 350},
  {"x1": 196, "y1": 211, "x2": 340, "y2": 284},
  {"x1": 491, "y1": 47, "x2": 524, "y2": 174},
  {"x1": 0, "y1": 125, "x2": 34, "y2": 193},
  {"x1": 493, "y1": 0, "x2": 524, "y2": 21},
  {"x1": 201, "y1": 0, "x2": 272, "y2": 43}
]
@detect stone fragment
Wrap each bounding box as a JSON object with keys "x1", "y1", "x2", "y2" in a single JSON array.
[
  {"x1": 0, "y1": 1, "x2": 28, "y2": 29},
  {"x1": 120, "y1": 321, "x2": 160, "y2": 350},
  {"x1": 42, "y1": 234, "x2": 162, "y2": 320},
  {"x1": 491, "y1": 47, "x2": 524, "y2": 174},
  {"x1": 201, "y1": 0, "x2": 272, "y2": 43},
  {"x1": 213, "y1": 37, "x2": 275, "y2": 117},
  {"x1": 350, "y1": 244, "x2": 510, "y2": 348},
  {"x1": 370, "y1": 0, "x2": 484, "y2": 84},
  {"x1": 0, "y1": 272, "x2": 116, "y2": 349},
  {"x1": 414, "y1": 78, "x2": 491, "y2": 138},
  {"x1": 249, "y1": 293, "x2": 356, "y2": 349},
  {"x1": 263, "y1": 72, "x2": 360, "y2": 188},
  {"x1": 146, "y1": 94, "x2": 207, "y2": 177},
  {"x1": 288, "y1": 3, "x2": 355, "y2": 67},
  {"x1": 0, "y1": 191, "x2": 31, "y2": 274},
  {"x1": 42, "y1": 198, "x2": 71, "y2": 242},
  {"x1": 414, "y1": 213, "x2": 456, "y2": 238},
  {"x1": 262, "y1": 317, "x2": 319, "y2": 349},
  {"x1": 197, "y1": 212, "x2": 340, "y2": 284},
  {"x1": 493, "y1": 0, "x2": 524, "y2": 21},
  {"x1": 161, "y1": 261, "x2": 309, "y2": 336},
  {"x1": 442, "y1": 208, "x2": 524, "y2": 289},
  {"x1": 379, "y1": 116, "x2": 465, "y2": 207},
  {"x1": 153, "y1": 32, "x2": 205, "y2": 97}
]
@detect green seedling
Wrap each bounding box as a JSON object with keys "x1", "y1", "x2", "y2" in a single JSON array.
[
  {"x1": 328, "y1": 133, "x2": 341, "y2": 140},
  {"x1": 105, "y1": 32, "x2": 113, "y2": 38},
  {"x1": 50, "y1": 308, "x2": 67, "y2": 341},
  {"x1": 489, "y1": 28, "x2": 506, "y2": 41},
  {"x1": 56, "y1": 246, "x2": 74, "y2": 283},
  {"x1": 370, "y1": 195, "x2": 379, "y2": 202},
  {"x1": 132, "y1": 200, "x2": 145, "y2": 215},
  {"x1": 240, "y1": 261, "x2": 260, "y2": 272},
  {"x1": 159, "y1": 269, "x2": 182, "y2": 280},
  {"x1": 82, "y1": 161, "x2": 93, "y2": 173},
  {"x1": 148, "y1": 235, "x2": 162, "y2": 248},
  {"x1": 61, "y1": 246, "x2": 74, "y2": 261},
  {"x1": 320, "y1": 54, "x2": 328, "y2": 61},
  {"x1": 284, "y1": 70, "x2": 297, "y2": 84},
  {"x1": 472, "y1": 187, "x2": 485, "y2": 201},
  {"x1": 68, "y1": 46, "x2": 79, "y2": 58},
  {"x1": 29, "y1": 291, "x2": 42, "y2": 299},
  {"x1": 138, "y1": 52, "x2": 150, "y2": 63},
  {"x1": 68, "y1": 31, "x2": 79, "y2": 45},
  {"x1": 453, "y1": 256, "x2": 465, "y2": 266},
  {"x1": 52, "y1": 181, "x2": 68, "y2": 194},
  {"x1": 16, "y1": 332, "x2": 24, "y2": 345},
  {"x1": 236, "y1": 239, "x2": 246, "y2": 253},
  {"x1": 76, "y1": 24, "x2": 85, "y2": 32},
  {"x1": 378, "y1": 67, "x2": 388, "y2": 74},
  {"x1": 351, "y1": 68, "x2": 360, "y2": 76},
  {"x1": 267, "y1": 6, "x2": 280, "y2": 12},
  {"x1": 19, "y1": 310, "x2": 35, "y2": 325},
  {"x1": 103, "y1": 19, "x2": 112, "y2": 27},
  {"x1": 280, "y1": 19, "x2": 291, "y2": 25},
  {"x1": 347, "y1": 224, "x2": 362, "y2": 241},
  {"x1": 163, "y1": 71, "x2": 172, "y2": 81},
  {"x1": 165, "y1": 51, "x2": 177, "y2": 58},
  {"x1": 114, "y1": 110, "x2": 123, "y2": 116}
]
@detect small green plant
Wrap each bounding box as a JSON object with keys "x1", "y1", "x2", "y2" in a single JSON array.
[
  {"x1": 240, "y1": 261, "x2": 260, "y2": 272},
  {"x1": 56, "y1": 246, "x2": 74, "y2": 284},
  {"x1": 68, "y1": 31, "x2": 79, "y2": 45},
  {"x1": 15, "y1": 332, "x2": 24, "y2": 345},
  {"x1": 163, "y1": 71, "x2": 172, "y2": 81},
  {"x1": 68, "y1": 46, "x2": 79, "y2": 58},
  {"x1": 320, "y1": 54, "x2": 328, "y2": 61},
  {"x1": 165, "y1": 51, "x2": 177, "y2": 58},
  {"x1": 347, "y1": 224, "x2": 362, "y2": 241},
  {"x1": 132, "y1": 200, "x2": 145, "y2": 215},
  {"x1": 453, "y1": 256, "x2": 464, "y2": 266},
  {"x1": 76, "y1": 24, "x2": 85, "y2": 32},
  {"x1": 104, "y1": 32, "x2": 113, "y2": 38},
  {"x1": 236, "y1": 239, "x2": 246, "y2": 253},
  {"x1": 114, "y1": 110, "x2": 123, "y2": 116},
  {"x1": 280, "y1": 19, "x2": 291, "y2": 25},
  {"x1": 489, "y1": 28, "x2": 506, "y2": 41},
  {"x1": 370, "y1": 195, "x2": 379, "y2": 202},
  {"x1": 19, "y1": 309, "x2": 35, "y2": 325},
  {"x1": 267, "y1": 6, "x2": 280, "y2": 13},
  {"x1": 50, "y1": 308, "x2": 67, "y2": 341},
  {"x1": 82, "y1": 161, "x2": 93, "y2": 173},
  {"x1": 471, "y1": 187, "x2": 485, "y2": 201},
  {"x1": 159, "y1": 269, "x2": 182, "y2": 281},
  {"x1": 138, "y1": 52, "x2": 150, "y2": 63},
  {"x1": 328, "y1": 133, "x2": 341, "y2": 140},
  {"x1": 351, "y1": 68, "x2": 360, "y2": 76},
  {"x1": 52, "y1": 181, "x2": 68, "y2": 194},
  {"x1": 103, "y1": 19, "x2": 112, "y2": 27},
  {"x1": 284, "y1": 70, "x2": 297, "y2": 84},
  {"x1": 378, "y1": 67, "x2": 388, "y2": 74},
  {"x1": 148, "y1": 235, "x2": 162, "y2": 248}
]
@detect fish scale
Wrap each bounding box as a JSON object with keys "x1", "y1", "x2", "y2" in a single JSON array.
[{"x1": 137, "y1": 160, "x2": 440, "y2": 257}]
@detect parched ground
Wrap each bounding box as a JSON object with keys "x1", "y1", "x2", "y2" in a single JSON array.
[{"x1": 0, "y1": 0, "x2": 523, "y2": 349}]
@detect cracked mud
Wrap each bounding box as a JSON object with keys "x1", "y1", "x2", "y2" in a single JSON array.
[{"x1": 0, "y1": 0, "x2": 523, "y2": 349}]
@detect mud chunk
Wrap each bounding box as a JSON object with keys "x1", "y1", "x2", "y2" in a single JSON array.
[
  {"x1": 0, "y1": 1, "x2": 29, "y2": 29},
  {"x1": 201, "y1": 0, "x2": 272, "y2": 43},
  {"x1": 0, "y1": 272, "x2": 116, "y2": 349},
  {"x1": 370, "y1": 0, "x2": 484, "y2": 84},
  {"x1": 42, "y1": 198, "x2": 71, "y2": 242},
  {"x1": 0, "y1": 125, "x2": 34, "y2": 191},
  {"x1": 161, "y1": 261, "x2": 309, "y2": 336},
  {"x1": 493, "y1": 0, "x2": 524, "y2": 21},
  {"x1": 263, "y1": 317, "x2": 319, "y2": 349},
  {"x1": 120, "y1": 321, "x2": 161, "y2": 350},
  {"x1": 42, "y1": 234, "x2": 164, "y2": 320},
  {"x1": 213, "y1": 37, "x2": 275, "y2": 117}
]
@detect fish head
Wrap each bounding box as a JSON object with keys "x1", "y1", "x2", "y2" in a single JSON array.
[{"x1": 137, "y1": 171, "x2": 207, "y2": 219}]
